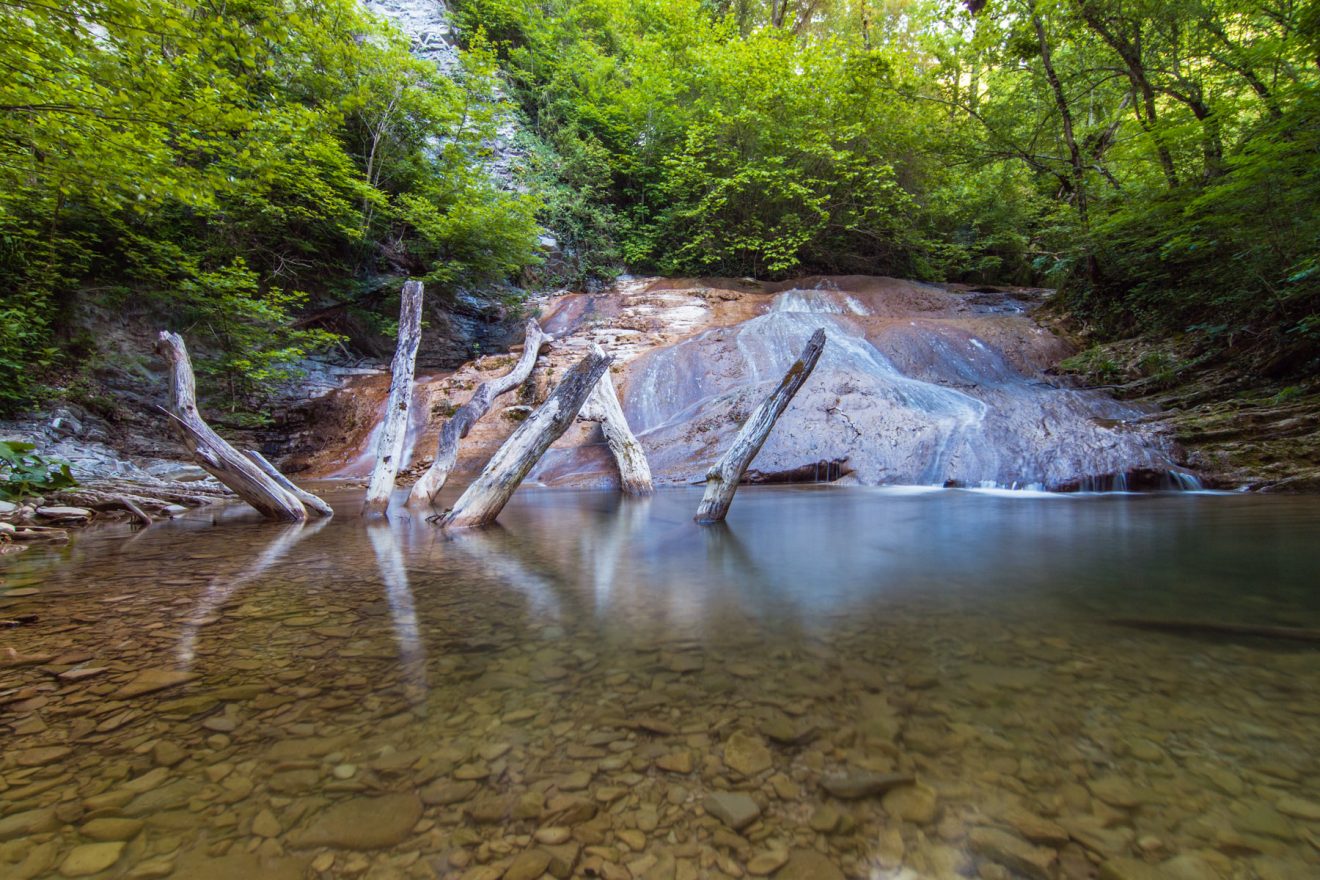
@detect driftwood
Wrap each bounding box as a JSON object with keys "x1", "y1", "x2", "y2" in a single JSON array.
[
  {"x1": 579, "y1": 345, "x2": 653, "y2": 495},
  {"x1": 695, "y1": 328, "x2": 827, "y2": 524},
  {"x1": 1109, "y1": 618, "x2": 1320, "y2": 644},
  {"x1": 245, "y1": 449, "x2": 333, "y2": 518},
  {"x1": 364, "y1": 279, "x2": 425, "y2": 516},
  {"x1": 156, "y1": 331, "x2": 312, "y2": 521},
  {"x1": 408, "y1": 319, "x2": 551, "y2": 508},
  {"x1": 439, "y1": 349, "x2": 613, "y2": 529}
]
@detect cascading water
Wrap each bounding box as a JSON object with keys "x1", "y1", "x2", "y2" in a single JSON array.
[{"x1": 617, "y1": 281, "x2": 1198, "y2": 490}]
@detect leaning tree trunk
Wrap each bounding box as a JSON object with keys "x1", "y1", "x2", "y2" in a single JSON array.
[
  {"x1": 155, "y1": 331, "x2": 312, "y2": 522},
  {"x1": 363, "y1": 280, "x2": 425, "y2": 516},
  {"x1": 407, "y1": 319, "x2": 551, "y2": 508},
  {"x1": 245, "y1": 449, "x2": 333, "y2": 518},
  {"x1": 695, "y1": 328, "x2": 826, "y2": 525},
  {"x1": 579, "y1": 345, "x2": 653, "y2": 496},
  {"x1": 440, "y1": 349, "x2": 613, "y2": 529}
]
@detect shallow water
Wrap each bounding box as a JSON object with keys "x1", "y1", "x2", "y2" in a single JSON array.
[{"x1": 2, "y1": 487, "x2": 1319, "y2": 879}]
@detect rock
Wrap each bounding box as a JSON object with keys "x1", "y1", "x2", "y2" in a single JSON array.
[
  {"x1": 252, "y1": 809, "x2": 281, "y2": 838},
  {"x1": 59, "y1": 842, "x2": 125, "y2": 877},
  {"x1": 115, "y1": 668, "x2": 199, "y2": 699},
  {"x1": 36, "y1": 506, "x2": 92, "y2": 521},
  {"x1": 535, "y1": 826, "x2": 571, "y2": 845},
  {"x1": 656, "y1": 751, "x2": 694, "y2": 774},
  {"x1": 0, "y1": 807, "x2": 60, "y2": 840},
  {"x1": 80, "y1": 817, "x2": 145, "y2": 841},
  {"x1": 1098, "y1": 857, "x2": 1169, "y2": 880},
  {"x1": 15, "y1": 745, "x2": 72, "y2": 766},
  {"x1": 288, "y1": 793, "x2": 422, "y2": 850},
  {"x1": 1233, "y1": 804, "x2": 1296, "y2": 841},
  {"x1": 968, "y1": 827, "x2": 1057, "y2": 880},
  {"x1": 746, "y1": 850, "x2": 789, "y2": 876},
  {"x1": 152, "y1": 741, "x2": 187, "y2": 767},
  {"x1": 773, "y1": 849, "x2": 845, "y2": 880},
  {"x1": 703, "y1": 792, "x2": 761, "y2": 831},
  {"x1": 1087, "y1": 775, "x2": 1144, "y2": 809},
  {"x1": 420, "y1": 779, "x2": 478, "y2": 806},
  {"x1": 724, "y1": 731, "x2": 773, "y2": 777},
  {"x1": 1276, "y1": 795, "x2": 1320, "y2": 821},
  {"x1": 820, "y1": 771, "x2": 915, "y2": 799},
  {"x1": 0, "y1": 499, "x2": 16, "y2": 514},
  {"x1": 505, "y1": 848, "x2": 553, "y2": 880},
  {"x1": 809, "y1": 805, "x2": 841, "y2": 833},
  {"x1": 998, "y1": 808, "x2": 1069, "y2": 846},
  {"x1": 882, "y1": 782, "x2": 937, "y2": 824},
  {"x1": 126, "y1": 859, "x2": 176, "y2": 879}
]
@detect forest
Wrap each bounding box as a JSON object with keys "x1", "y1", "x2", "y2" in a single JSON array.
[{"x1": 1, "y1": 0, "x2": 1317, "y2": 417}]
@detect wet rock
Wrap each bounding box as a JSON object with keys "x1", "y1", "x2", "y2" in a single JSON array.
[
  {"x1": 773, "y1": 849, "x2": 845, "y2": 880},
  {"x1": 535, "y1": 826, "x2": 571, "y2": 845},
  {"x1": 0, "y1": 807, "x2": 61, "y2": 840},
  {"x1": 125, "y1": 859, "x2": 176, "y2": 879},
  {"x1": 1097, "y1": 857, "x2": 1169, "y2": 880},
  {"x1": 288, "y1": 792, "x2": 422, "y2": 850},
  {"x1": 704, "y1": 792, "x2": 761, "y2": 830},
  {"x1": 746, "y1": 849, "x2": 789, "y2": 875},
  {"x1": 505, "y1": 848, "x2": 553, "y2": 880},
  {"x1": 15, "y1": 745, "x2": 72, "y2": 766},
  {"x1": 968, "y1": 827, "x2": 1057, "y2": 880},
  {"x1": 59, "y1": 842, "x2": 125, "y2": 877},
  {"x1": 820, "y1": 771, "x2": 915, "y2": 799},
  {"x1": 656, "y1": 751, "x2": 694, "y2": 774},
  {"x1": 115, "y1": 668, "x2": 199, "y2": 699},
  {"x1": 724, "y1": 731, "x2": 772, "y2": 777},
  {"x1": 152, "y1": 741, "x2": 187, "y2": 767},
  {"x1": 36, "y1": 506, "x2": 92, "y2": 522},
  {"x1": 1088, "y1": 775, "x2": 1145, "y2": 809},
  {"x1": 252, "y1": 808, "x2": 281, "y2": 838},
  {"x1": 80, "y1": 817, "x2": 145, "y2": 841},
  {"x1": 1233, "y1": 804, "x2": 1296, "y2": 841},
  {"x1": 1276, "y1": 795, "x2": 1320, "y2": 822},
  {"x1": 882, "y1": 782, "x2": 937, "y2": 824},
  {"x1": 420, "y1": 779, "x2": 478, "y2": 806},
  {"x1": 809, "y1": 805, "x2": 841, "y2": 833}
]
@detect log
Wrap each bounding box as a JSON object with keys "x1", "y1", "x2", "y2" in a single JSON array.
[
  {"x1": 245, "y1": 449, "x2": 333, "y2": 518},
  {"x1": 363, "y1": 279, "x2": 425, "y2": 516},
  {"x1": 579, "y1": 345, "x2": 653, "y2": 496},
  {"x1": 694, "y1": 328, "x2": 827, "y2": 525},
  {"x1": 407, "y1": 319, "x2": 551, "y2": 507},
  {"x1": 439, "y1": 349, "x2": 613, "y2": 529},
  {"x1": 155, "y1": 331, "x2": 310, "y2": 521}
]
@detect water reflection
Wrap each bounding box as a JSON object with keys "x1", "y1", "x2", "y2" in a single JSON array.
[{"x1": 1, "y1": 486, "x2": 1318, "y2": 879}]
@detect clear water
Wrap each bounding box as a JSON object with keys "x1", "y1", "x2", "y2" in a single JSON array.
[{"x1": 2, "y1": 486, "x2": 1318, "y2": 879}]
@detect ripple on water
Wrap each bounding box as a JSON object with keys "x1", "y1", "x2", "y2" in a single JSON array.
[{"x1": 1, "y1": 486, "x2": 1318, "y2": 879}]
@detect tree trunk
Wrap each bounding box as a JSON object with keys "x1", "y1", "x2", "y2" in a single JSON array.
[
  {"x1": 407, "y1": 319, "x2": 551, "y2": 508},
  {"x1": 695, "y1": 328, "x2": 826, "y2": 525},
  {"x1": 440, "y1": 349, "x2": 613, "y2": 529},
  {"x1": 155, "y1": 331, "x2": 310, "y2": 521},
  {"x1": 579, "y1": 345, "x2": 653, "y2": 496},
  {"x1": 363, "y1": 280, "x2": 425, "y2": 516},
  {"x1": 245, "y1": 449, "x2": 333, "y2": 518}
]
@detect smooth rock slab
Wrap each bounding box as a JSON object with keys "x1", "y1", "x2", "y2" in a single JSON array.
[
  {"x1": 288, "y1": 792, "x2": 422, "y2": 850},
  {"x1": 60, "y1": 842, "x2": 125, "y2": 877},
  {"x1": 114, "y1": 668, "x2": 199, "y2": 699},
  {"x1": 704, "y1": 792, "x2": 761, "y2": 830},
  {"x1": 0, "y1": 807, "x2": 60, "y2": 841}
]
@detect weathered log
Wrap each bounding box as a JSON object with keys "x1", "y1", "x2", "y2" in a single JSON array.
[
  {"x1": 579, "y1": 345, "x2": 653, "y2": 496},
  {"x1": 245, "y1": 449, "x2": 333, "y2": 518},
  {"x1": 694, "y1": 328, "x2": 826, "y2": 525},
  {"x1": 155, "y1": 331, "x2": 310, "y2": 521},
  {"x1": 364, "y1": 279, "x2": 425, "y2": 516},
  {"x1": 408, "y1": 319, "x2": 551, "y2": 508},
  {"x1": 439, "y1": 349, "x2": 613, "y2": 529}
]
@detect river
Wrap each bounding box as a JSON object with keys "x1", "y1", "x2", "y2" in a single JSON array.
[{"x1": 2, "y1": 485, "x2": 1317, "y2": 878}]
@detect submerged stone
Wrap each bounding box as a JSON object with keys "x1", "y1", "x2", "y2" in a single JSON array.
[
  {"x1": 288, "y1": 793, "x2": 422, "y2": 850},
  {"x1": 704, "y1": 792, "x2": 761, "y2": 830}
]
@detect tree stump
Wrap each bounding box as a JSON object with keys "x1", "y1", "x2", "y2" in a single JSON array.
[{"x1": 579, "y1": 344, "x2": 653, "y2": 495}]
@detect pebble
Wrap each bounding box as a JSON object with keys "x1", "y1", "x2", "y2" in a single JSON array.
[
  {"x1": 703, "y1": 792, "x2": 761, "y2": 831},
  {"x1": 59, "y1": 842, "x2": 125, "y2": 877}
]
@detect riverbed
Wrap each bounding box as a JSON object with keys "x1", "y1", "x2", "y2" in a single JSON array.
[{"x1": 2, "y1": 486, "x2": 1318, "y2": 879}]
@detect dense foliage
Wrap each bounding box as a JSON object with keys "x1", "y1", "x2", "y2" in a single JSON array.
[
  {"x1": 0, "y1": 0, "x2": 538, "y2": 414},
  {"x1": 457, "y1": 0, "x2": 1318, "y2": 366},
  {"x1": 2, "y1": 0, "x2": 1316, "y2": 419},
  {"x1": 0, "y1": 441, "x2": 75, "y2": 501}
]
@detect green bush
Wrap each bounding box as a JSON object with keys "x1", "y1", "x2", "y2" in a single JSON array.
[{"x1": 0, "y1": 441, "x2": 76, "y2": 501}]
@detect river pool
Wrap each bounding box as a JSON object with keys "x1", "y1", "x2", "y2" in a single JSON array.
[{"x1": 1, "y1": 486, "x2": 1318, "y2": 879}]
